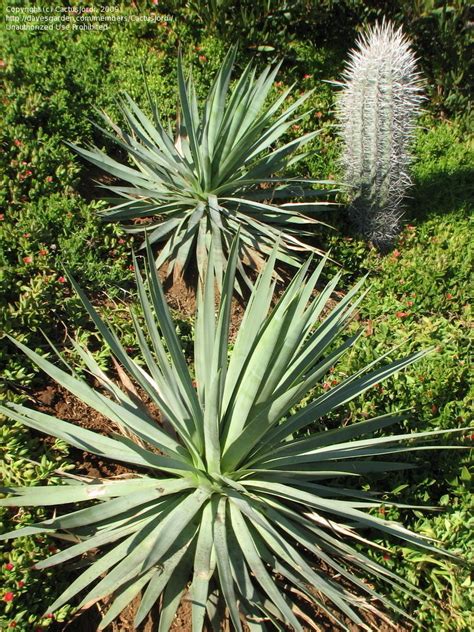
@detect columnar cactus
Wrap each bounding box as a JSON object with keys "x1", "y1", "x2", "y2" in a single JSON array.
[{"x1": 337, "y1": 21, "x2": 424, "y2": 250}]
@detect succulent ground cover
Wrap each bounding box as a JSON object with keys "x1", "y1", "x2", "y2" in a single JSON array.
[{"x1": 0, "y1": 3, "x2": 472, "y2": 631}]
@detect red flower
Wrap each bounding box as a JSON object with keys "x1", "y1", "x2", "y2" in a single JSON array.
[
  {"x1": 39, "y1": 249, "x2": 48, "y2": 256},
  {"x1": 128, "y1": 264, "x2": 134, "y2": 271},
  {"x1": 17, "y1": 581, "x2": 24, "y2": 588},
  {"x1": 3, "y1": 592, "x2": 14, "y2": 602},
  {"x1": 14, "y1": 139, "x2": 22, "y2": 147},
  {"x1": 0, "y1": 213, "x2": 4, "y2": 220},
  {"x1": 406, "y1": 300, "x2": 413, "y2": 307},
  {"x1": 22, "y1": 233, "x2": 31, "y2": 239},
  {"x1": 446, "y1": 293, "x2": 453, "y2": 299},
  {"x1": 315, "y1": 111, "x2": 323, "y2": 119},
  {"x1": 5, "y1": 563, "x2": 14, "y2": 571},
  {"x1": 45, "y1": 613, "x2": 54, "y2": 620},
  {"x1": 303, "y1": 73, "x2": 312, "y2": 79},
  {"x1": 45, "y1": 176, "x2": 53, "y2": 183},
  {"x1": 275, "y1": 81, "x2": 283, "y2": 87},
  {"x1": 198, "y1": 55, "x2": 207, "y2": 63},
  {"x1": 118, "y1": 238, "x2": 126, "y2": 244},
  {"x1": 57, "y1": 276, "x2": 66, "y2": 284},
  {"x1": 392, "y1": 249, "x2": 401, "y2": 258},
  {"x1": 395, "y1": 311, "x2": 409, "y2": 318},
  {"x1": 383, "y1": 553, "x2": 391, "y2": 560},
  {"x1": 292, "y1": 124, "x2": 301, "y2": 131},
  {"x1": 22, "y1": 256, "x2": 33, "y2": 264},
  {"x1": 48, "y1": 545, "x2": 58, "y2": 553},
  {"x1": 406, "y1": 225, "x2": 415, "y2": 231},
  {"x1": 379, "y1": 507, "x2": 386, "y2": 516},
  {"x1": 9, "y1": 622, "x2": 17, "y2": 628},
  {"x1": 322, "y1": 382, "x2": 331, "y2": 391}
]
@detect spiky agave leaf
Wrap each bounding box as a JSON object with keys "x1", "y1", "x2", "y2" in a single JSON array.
[
  {"x1": 70, "y1": 47, "x2": 335, "y2": 290},
  {"x1": 0, "y1": 240, "x2": 464, "y2": 630},
  {"x1": 336, "y1": 21, "x2": 424, "y2": 250}
]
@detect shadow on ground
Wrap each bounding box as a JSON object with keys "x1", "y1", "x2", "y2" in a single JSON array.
[{"x1": 408, "y1": 166, "x2": 474, "y2": 221}]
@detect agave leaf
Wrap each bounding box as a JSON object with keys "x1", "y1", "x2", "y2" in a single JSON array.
[
  {"x1": 134, "y1": 526, "x2": 197, "y2": 627},
  {"x1": 0, "y1": 477, "x2": 175, "y2": 507},
  {"x1": 259, "y1": 348, "x2": 431, "y2": 455},
  {"x1": 229, "y1": 502, "x2": 303, "y2": 631},
  {"x1": 263, "y1": 496, "x2": 426, "y2": 601},
  {"x1": 47, "y1": 530, "x2": 142, "y2": 613},
  {"x1": 213, "y1": 496, "x2": 243, "y2": 632},
  {"x1": 0, "y1": 403, "x2": 190, "y2": 475},
  {"x1": 98, "y1": 569, "x2": 156, "y2": 630},
  {"x1": 244, "y1": 480, "x2": 460, "y2": 561},
  {"x1": 267, "y1": 503, "x2": 418, "y2": 624},
  {"x1": 79, "y1": 490, "x2": 207, "y2": 607},
  {"x1": 222, "y1": 255, "x2": 314, "y2": 447},
  {"x1": 35, "y1": 519, "x2": 149, "y2": 570},
  {"x1": 262, "y1": 421, "x2": 464, "y2": 467},
  {"x1": 203, "y1": 48, "x2": 236, "y2": 158},
  {"x1": 253, "y1": 518, "x2": 367, "y2": 628},
  {"x1": 177, "y1": 54, "x2": 203, "y2": 184},
  {"x1": 5, "y1": 336, "x2": 183, "y2": 458},
  {"x1": 221, "y1": 242, "x2": 278, "y2": 413},
  {"x1": 205, "y1": 588, "x2": 225, "y2": 632},
  {"x1": 144, "y1": 239, "x2": 202, "y2": 417},
  {"x1": 158, "y1": 543, "x2": 195, "y2": 632},
  {"x1": 229, "y1": 491, "x2": 369, "y2": 625},
  {"x1": 189, "y1": 501, "x2": 217, "y2": 632}
]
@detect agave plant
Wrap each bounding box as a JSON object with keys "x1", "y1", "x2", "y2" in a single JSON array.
[
  {"x1": 70, "y1": 48, "x2": 333, "y2": 290},
  {"x1": 0, "y1": 239, "x2": 461, "y2": 630}
]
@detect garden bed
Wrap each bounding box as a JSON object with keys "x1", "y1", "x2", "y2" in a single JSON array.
[{"x1": 1, "y1": 2, "x2": 472, "y2": 631}]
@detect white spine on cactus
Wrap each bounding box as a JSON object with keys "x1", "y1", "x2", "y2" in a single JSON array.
[{"x1": 337, "y1": 21, "x2": 424, "y2": 249}]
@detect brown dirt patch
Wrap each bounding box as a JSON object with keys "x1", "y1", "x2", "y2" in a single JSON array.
[
  {"x1": 158, "y1": 261, "x2": 247, "y2": 342},
  {"x1": 34, "y1": 383, "x2": 136, "y2": 479}
]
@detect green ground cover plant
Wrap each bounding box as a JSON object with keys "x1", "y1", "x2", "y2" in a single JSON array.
[
  {"x1": 0, "y1": 3, "x2": 472, "y2": 630},
  {"x1": 172, "y1": 0, "x2": 472, "y2": 120}
]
